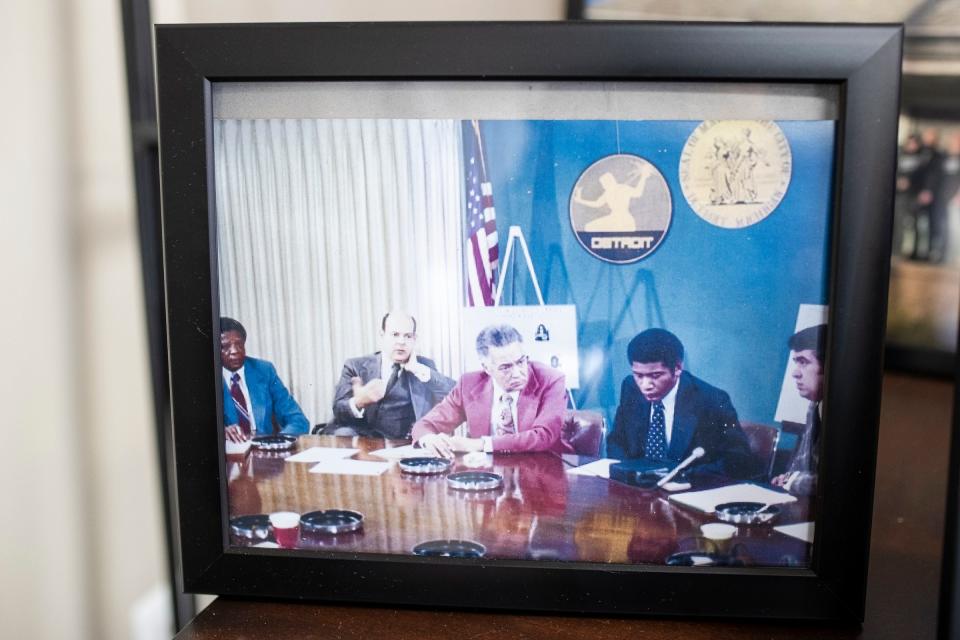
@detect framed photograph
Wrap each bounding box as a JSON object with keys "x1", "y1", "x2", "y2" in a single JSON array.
[{"x1": 156, "y1": 22, "x2": 901, "y2": 621}]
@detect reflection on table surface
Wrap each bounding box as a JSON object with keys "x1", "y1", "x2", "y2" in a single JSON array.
[{"x1": 227, "y1": 435, "x2": 811, "y2": 566}]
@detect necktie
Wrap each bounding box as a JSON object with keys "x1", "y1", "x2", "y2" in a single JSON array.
[
  {"x1": 384, "y1": 362, "x2": 402, "y2": 395},
  {"x1": 496, "y1": 394, "x2": 516, "y2": 436},
  {"x1": 230, "y1": 373, "x2": 252, "y2": 436},
  {"x1": 645, "y1": 401, "x2": 667, "y2": 460}
]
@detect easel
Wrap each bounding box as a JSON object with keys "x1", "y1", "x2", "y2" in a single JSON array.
[{"x1": 493, "y1": 225, "x2": 577, "y2": 409}]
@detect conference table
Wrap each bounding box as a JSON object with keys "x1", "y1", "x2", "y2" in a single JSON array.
[{"x1": 227, "y1": 435, "x2": 811, "y2": 566}]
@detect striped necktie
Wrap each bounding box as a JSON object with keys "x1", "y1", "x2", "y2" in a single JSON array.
[{"x1": 230, "y1": 372, "x2": 252, "y2": 436}]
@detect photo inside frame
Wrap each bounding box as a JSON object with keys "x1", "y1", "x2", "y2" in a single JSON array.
[{"x1": 213, "y1": 81, "x2": 836, "y2": 567}]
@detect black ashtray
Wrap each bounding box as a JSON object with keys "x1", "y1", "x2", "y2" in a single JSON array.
[
  {"x1": 250, "y1": 434, "x2": 297, "y2": 451},
  {"x1": 229, "y1": 514, "x2": 273, "y2": 542},
  {"x1": 398, "y1": 457, "x2": 452, "y2": 475},
  {"x1": 300, "y1": 509, "x2": 364, "y2": 535},
  {"x1": 447, "y1": 471, "x2": 503, "y2": 491},
  {"x1": 413, "y1": 539, "x2": 486, "y2": 558},
  {"x1": 715, "y1": 501, "x2": 779, "y2": 525}
]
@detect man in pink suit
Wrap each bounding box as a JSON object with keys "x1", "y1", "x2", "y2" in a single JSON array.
[{"x1": 413, "y1": 324, "x2": 569, "y2": 457}]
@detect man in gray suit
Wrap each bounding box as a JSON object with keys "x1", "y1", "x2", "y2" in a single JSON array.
[{"x1": 328, "y1": 311, "x2": 455, "y2": 439}]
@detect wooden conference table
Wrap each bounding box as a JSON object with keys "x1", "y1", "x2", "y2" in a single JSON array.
[{"x1": 227, "y1": 435, "x2": 810, "y2": 566}]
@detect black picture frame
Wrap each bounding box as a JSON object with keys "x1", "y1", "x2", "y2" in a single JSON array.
[{"x1": 156, "y1": 21, "x2": 901, "y2": 622}]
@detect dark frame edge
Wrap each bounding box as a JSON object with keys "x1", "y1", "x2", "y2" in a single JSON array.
[{"x1": 815, "y1": 25, "x2": 904, "y2": 622}]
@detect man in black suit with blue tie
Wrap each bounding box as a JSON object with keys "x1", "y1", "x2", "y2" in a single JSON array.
[{"x1": 607, "y1": 328, "x2": 759, "y2": 479}]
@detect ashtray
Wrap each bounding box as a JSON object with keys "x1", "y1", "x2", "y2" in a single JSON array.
[
  {"x1": 300, "y1": 509, "x2": 364, "y2": 535},
  {"x1": 412, "y1": 539, "x2": 486, "y2": 558},
  {"x1": 398, "y1": 457, "x2": 452, "y2": 475},
  {"x1": 447, "y1": 471, "x2": 503, "y2": 491},
  {"x1": 229, "y1": 514, "x2": 273, "y2": 542},
  {"x1": 250, "y1": 434, "x2": 297, "y2": 451},
  {"x1": 714, "y1": 501, "x2": 780, "y2": 525}
]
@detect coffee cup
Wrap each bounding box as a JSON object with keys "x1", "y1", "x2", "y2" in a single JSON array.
[{"x1": 700, "y1": 522, "x2": 737, "y2": 554}]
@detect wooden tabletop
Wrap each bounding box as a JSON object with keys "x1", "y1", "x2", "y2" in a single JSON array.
[
  {"x1": 228, "y1": 436, "x2": 810, "y2": 565},
  {"x1": 180, "y1": 373, "x2": 952, "y2": 639}
]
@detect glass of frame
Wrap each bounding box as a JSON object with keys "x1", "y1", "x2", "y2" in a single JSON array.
[{"x1": 156, "y1": 21, "x2": 902, "y2": 621}]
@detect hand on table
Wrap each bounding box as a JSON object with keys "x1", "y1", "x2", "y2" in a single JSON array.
[
  {"x1": 417, "y1": 433, "x2": 484, "y2": 460},
  {"x1": 225, "y1": 424, "x2": 248, "y2": 443},
  {"x1": 418, "y1": 433, "x2": 456, "y2": 459}
]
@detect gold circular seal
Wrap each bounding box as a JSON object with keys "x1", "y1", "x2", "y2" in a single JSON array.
[{"x1": 679, "y1": 120, "x2": 792, "y2": 229}]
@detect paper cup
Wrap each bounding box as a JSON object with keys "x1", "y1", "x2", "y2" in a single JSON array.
[
  {"x1": 269, "y1": 511, "x2": 301, "y2": 549},
  {"x1": 700, "y1": 522, "x2": 737, "y2": 554}
]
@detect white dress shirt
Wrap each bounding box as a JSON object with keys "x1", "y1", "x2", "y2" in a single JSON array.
[{"x1": 223, "y1": 366, "x2": 259, "y2": 435}]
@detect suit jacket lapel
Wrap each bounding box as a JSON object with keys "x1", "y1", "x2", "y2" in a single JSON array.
[
  {"x1": 407, "y1": 356, "x2": 430, "y2": 420},
  {"x1": 465, "y1": 374, "x2": 494, "y2": 438},
  {"x1": 633, "y1": 390, "x2": 651, "y2": 458},
  {"x1": 516, "y1": 367, "x2": 543, "y2": 433},
  {"x1": 668, "y1": 374, "x2": 695, "y2": 460},
  {"x1": 364, "y1": 354, "x2": 383, "y2": 427},
  {"x1": 244, "y1": 360, "x2": 267, "y2": 433}
]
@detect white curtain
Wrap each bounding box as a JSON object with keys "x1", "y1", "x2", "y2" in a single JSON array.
[{"x1": 215, "y1": 118, "x2": 466, "y2": 426}]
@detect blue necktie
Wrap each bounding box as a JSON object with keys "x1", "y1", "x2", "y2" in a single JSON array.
[{"x1": 645, "y1": 401, "x2": 667, "y2": 460}]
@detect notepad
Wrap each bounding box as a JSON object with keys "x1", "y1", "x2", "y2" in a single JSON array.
[
  {"x1": 775, "y1": 522, "x2": 815, "y2": 543},
  {"x1": 368, "y1": 444, "x2": 422, "y2": 460},
  {"x1": 566, "y1": 458, "x2": 620, "y2": 479},
  {"x1": 668, "y1": 483, "x2": 797, "y2": 514},
  {"x1": 284, "y1": 447, "x2": 359, "y2": 463},
  {"x1": 308, "y1": 459, "x2": 391, "y2": 476},
  {"x1": 225, "y1": 439, "x2": 253, "y2": 455}
]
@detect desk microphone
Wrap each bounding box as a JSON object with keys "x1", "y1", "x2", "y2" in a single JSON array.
[{"x1": 656, "y1": 447, "x2": 706, "y2": 488}]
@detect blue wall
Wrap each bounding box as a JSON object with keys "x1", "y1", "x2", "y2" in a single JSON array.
[{"x1": 480, "y1": 119, "x2": 834, "y2": 426}]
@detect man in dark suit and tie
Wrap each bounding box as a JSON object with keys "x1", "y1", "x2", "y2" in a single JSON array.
[
  {"x1": 329, "y1": 311, "x2": 455, "y2": 439},
  {"x1": 220, "y1": 317, "x2": 309, "y2": 443},
  {"x1": 771, "y1": 324, "x2": 826, "y2": 496},
  {"x1": 607, "y1": 328, "x2": 759, "y2": 479}
]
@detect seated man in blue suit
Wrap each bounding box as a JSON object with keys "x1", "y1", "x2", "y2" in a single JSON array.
[
  {"x1": 220, "y1": 317, "x2": 309, "y2": 443},
  {"x1": 607, "y1": 328, "x2": 759, "y2": 479}
]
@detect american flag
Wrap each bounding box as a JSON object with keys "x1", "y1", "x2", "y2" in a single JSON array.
[{"x1": 463, "y1": 120, "x2": 499, "y2": 306}]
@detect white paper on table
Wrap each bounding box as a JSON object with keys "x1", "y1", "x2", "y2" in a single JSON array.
[
  {"x1": 284, "y1": 447, "x2": 359, "y2": 463},
  {"x1": 668, "y1": 483, "x2": 797, "y2": 514},
  {"x1": 774, "y1": 522, "x2": 815, "y2": 543},
  {"x1": 565, "y1": 458, "x2": 620, "y2": 479},
  {"x1": 308, "y1": 459, "x2": 391, "y2": 476},
  {"x1": 368, "y1": 444, "x2": 421, "y2": 460},
  {"x1": 225, "y1": 439, "x2": 253, "y2": 455}
]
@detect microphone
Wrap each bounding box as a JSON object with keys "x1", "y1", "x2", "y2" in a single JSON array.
[{"x1": 656, "y1": 447, "x2": 706, "y2": 488}]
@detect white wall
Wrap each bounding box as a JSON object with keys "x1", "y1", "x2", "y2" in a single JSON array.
[
  {"x1": 1, "y1": 0, "x2": 166, "y2": 639},
  {"x1": 0, "y1": 0, "x2": 92, "y2": 638}
]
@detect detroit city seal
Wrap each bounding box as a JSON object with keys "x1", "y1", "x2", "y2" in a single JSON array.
[{"x1": 679, "y1": 120, "x2": 792, "y2": 229}]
